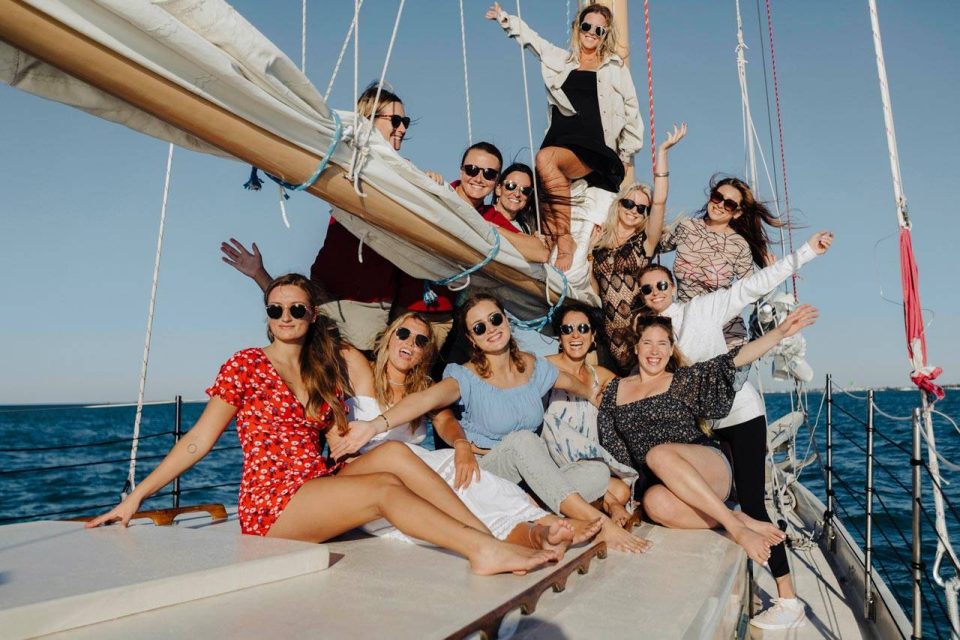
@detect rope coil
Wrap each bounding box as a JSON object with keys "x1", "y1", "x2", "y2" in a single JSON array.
[{"x1": 423, "y1": 230, "x2": 502, "y2": 305}]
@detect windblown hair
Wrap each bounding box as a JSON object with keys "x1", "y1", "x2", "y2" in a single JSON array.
[
  {"x1": 699, "y1": 175, "x2": 785, "y2": 268},
  {"x1": 460, "y1": 141, "x2": 503, "y2": 171},
  {"x1": 594, "y1": 182, "x2": 654, "y2": 251},
  {"x1": 264, "y1": 274, "x2": 354, "y2": 435},
  {"x1": 552, "y1": 301, "x2": 605, "y2": 354},
  {"x1": 459, "y1": 292, "x2": 525, "y2": 379},
  {"x1": 356, "y1": 82, "x2": 403, "y2": 119},
  {"x1": 372, "y1": 312, "x2": 438, "y2": 431},
  {"x1": 566, "y1": 4, "x2": 621, "y2": 64}
]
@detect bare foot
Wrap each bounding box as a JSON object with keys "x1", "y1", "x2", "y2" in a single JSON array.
[
  {"x1": 731, "y1": 525, "x2": 773, "y2": 565},
  {"x1": 604, "y1": 499, "x2": 631, "y2": 527},
  {"x1": 554, "y1": 234, "x2": 576, "y2": 271},
  {"x1": 469, "y1": 540, "x2": 554, "y2": 576},
  {"x1": 734, "y1": 512, "x2": 787, "y2": 546},
  {"x1": 560, "y1": 517, "x2": 603, "y2": 545},
  {"x1": 598, "y1": 519, "x2": 650, "y2": 554},
  {"x1": 528, "y1": 521, "x2": 574, "y2": 562}
]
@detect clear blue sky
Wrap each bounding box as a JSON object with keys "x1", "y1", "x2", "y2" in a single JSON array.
[{"x1": 1, "y1": 1, "x2": 957, "y2": 404}]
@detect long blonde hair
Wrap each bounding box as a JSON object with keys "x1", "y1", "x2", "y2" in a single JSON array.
[
  {"x1": 566, "y1": 4, "x2": 621, "y2": 64},
  {"x1": 594, "y1": 182, "x2": 653, "y2": 250},
  {"x1": 372, "y1": 312, "x2": 438, "y2": 430}
]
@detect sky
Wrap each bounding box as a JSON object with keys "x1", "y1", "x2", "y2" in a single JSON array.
[{"x1": 1, "y1": 1, "x2": 958, "y2": 404}]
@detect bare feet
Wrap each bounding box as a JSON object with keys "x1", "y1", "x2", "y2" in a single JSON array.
[
  {"x1": 597, "y1": 518, "x2": 651, "y2": 554},
  {"x1": 604, "y1": 499, "x2": 631, "y2": 528},
  {"x1": 528, "y1": 520, "x2": 575, "y2": 562},
  {"x1": 469, "y1": 540, "x2": 555, "y2": 576},
  {"x1": 731, "y1": 525, "x2": 773, "y2": 565},
  {"x1": 553, "y1": 234, "x2": 576, "y2": 271},
  {"x1": 734, "y1": 512, "x2": 787, "y2": 546},
  {"x1": 562, "y1": 517, "x2": 604, "y2": 545}
]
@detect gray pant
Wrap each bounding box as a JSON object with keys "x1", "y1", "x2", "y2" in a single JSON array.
[{"x1": 478, "y1": 430, "x2": 609, "y2": 513}]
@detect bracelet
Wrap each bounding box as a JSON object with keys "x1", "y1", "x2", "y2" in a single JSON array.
[
  {"x1": 377, "y1": 413, "x2": 391, "y2": 433},
  {"x1": 654, "y1": 171, "x2": 670, "y2": 177}
]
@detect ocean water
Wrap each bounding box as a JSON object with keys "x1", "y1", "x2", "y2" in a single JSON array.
[{"x1": 1, "y1": 388, "x2": 958, "y2": 634}]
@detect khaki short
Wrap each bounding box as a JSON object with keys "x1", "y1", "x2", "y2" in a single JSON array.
[{"x1": 318, "y1": 300, "x2": 390, "y2": 351}]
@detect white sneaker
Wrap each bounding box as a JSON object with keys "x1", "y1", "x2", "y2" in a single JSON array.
[{"x1": 749, "y1": 598, "x2": 807, "y2": 630}]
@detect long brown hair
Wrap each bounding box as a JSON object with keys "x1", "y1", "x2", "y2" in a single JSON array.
[
  {"x1": 566, "y1": 4, "x2": 621, "y2": 64},
  {"x1": 264, "y1": 274, "x2": 354, "y2": 434},
  {"x1": 459, "y1": 292, "x2": 526, "y2": 379},
  {"x1": 700, "y1": 175, "x2": 785, "y2": 268},
  {"x1": 372, "y1": 312, "x2": 438, "y2": 430}
]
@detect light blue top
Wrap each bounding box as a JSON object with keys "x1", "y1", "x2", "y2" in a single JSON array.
[{"x1": 443, "y1": 356, "x2": 559, "y2": 450}]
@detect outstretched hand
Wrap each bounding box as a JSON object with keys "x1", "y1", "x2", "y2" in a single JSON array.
[
  {"x1": 485, "y1": 3, "x2": 503, "y2": 20},
  {"x1": 220, "y1": 238, "x2": 264, "y2": 278},
  {"x1": 807, "y1": 230, "x2": 834, "y2": 255},
  {"x1": 329, "y1": 421, "x2": 378, "y2": 460},
  {"x1": 658, "y1": 122, "x2": 687, "y2": 154},
  {"x1": 85, "y1": 494, "x2": 142, "y2": 529},
  {"x1": 777, "y1": 304, "x2": 819, "y2": 339}
]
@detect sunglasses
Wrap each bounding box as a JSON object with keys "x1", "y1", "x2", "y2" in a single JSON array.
[
  {"x1": 560, "y1": 323, "x2": 592, "y2": 335},
  {"x1": 376, "y1": 114, "x2": 411, "y2": 130},
  {"x1": 640, "y1": 280, "x2": 671, "y2": 296},
  {"x1": 579, "y1": 22, "x2": 607, "y2": 37},
  {"x1": 620, "y1": 198, "x2": 650, "y2": 215},
  {"x1": 502, "y1": 181, "x2": 534, "y2": 197},
  {"x1": 709, "y1": 190, "x2": 742, "y2": 213},
  {"x1": 266, "y1": 303, "x2": 309, "y2": 320},
  {"x1": 471, "y1": 312, "x2": 505, "y2": 336},
  {"x1": 395, "y1": 326, "x2": 429, "y2": 349},
  {"x1": 462, "y1": 164, "x2": 500, "y2": 181}
]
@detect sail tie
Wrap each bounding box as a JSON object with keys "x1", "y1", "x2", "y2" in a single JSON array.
[
  {"x1": 510, "y1": 266, "x2": 570, "y2": 332},
  {"x1": 423, "y1": 230, "x2": 501, "y2": 305}
]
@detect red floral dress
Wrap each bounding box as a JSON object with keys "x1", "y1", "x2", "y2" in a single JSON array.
[{"x1": 206, "y1": 347, "x2": 342, "y2": 536}]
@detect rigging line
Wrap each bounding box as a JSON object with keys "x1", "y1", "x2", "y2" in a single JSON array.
[
  {"x1": 514, "y1": 0, "x2": 541, "y2": 233},
  {"x1": 459, "y1": 0, "x2": 473, "y2": 145},
  {"x1": 324, "y1": 0, "x2": 365, "y2": 102},
  {"x1": 301, "y1": 0, "x2": 307, "y2": 74},
  {"x1": 643, "y1": 0, "x2": 656, "y2": 172},
  {"x1": 125, "y1": 143, "x2": 174, "y2": 496}
]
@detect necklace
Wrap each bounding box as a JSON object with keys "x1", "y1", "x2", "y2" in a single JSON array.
[{"x1": 387, "y1": 379, "x2": 406, "y2": 387}]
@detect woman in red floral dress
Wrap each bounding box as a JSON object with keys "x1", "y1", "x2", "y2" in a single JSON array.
[{"x1": 88, "y1": 274, "x2": 553, "y2": 576}]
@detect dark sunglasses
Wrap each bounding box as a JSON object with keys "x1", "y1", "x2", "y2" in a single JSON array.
[
  {"x1": 462, "y1": 164, "x2": 500, "y2": 181},
  {"x1": 640, "y1": 280, "x2": 671, "y2": 296},
  {"x1": 579, "y1": 22, "x2": 607, "y2": 37},
  {"x1": 619, "y1": 198, "x2": 650, "y2": 215},
  {"x1": 502, "y1": 181, "x2": 534, "y2": 197},
  {"x1": 395, "y1": 326, "x2": 429, "y2": 349},
  {"x1": 709, "y1": 190, "x2": 742, "y2": 213},
  {"x1": 376, "y1": 114, "x2": 411, "y2": 130},
  {"x1": 266, "y1": 303, "x2": 309, "y2": 320},
  {"x1": 471, "y1": 312, "x2": 505, "y2": 336},
  {"x1": 560, "y1": 323, "x2": 592, "y2": 335}
]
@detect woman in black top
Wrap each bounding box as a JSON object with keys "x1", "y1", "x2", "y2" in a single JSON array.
[{"x1": 598, "y1": 309, "x2": 817, "y2": 565}]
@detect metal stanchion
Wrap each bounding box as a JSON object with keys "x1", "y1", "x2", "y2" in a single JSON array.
[
  {"x1": 825, "y1": 374, "x2": 835, "y2": 552},
  {"x1": 864, "y1": 390, "x2": 876, "y2": 621},
  {"x1": 172, "y1": 395, "x2": 182, "y2": 509},
  {"x1": 912, "y1": 407, "x2": 923, "y2": 639}
]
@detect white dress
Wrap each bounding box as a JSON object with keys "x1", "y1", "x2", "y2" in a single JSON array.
[
  {"x1": 347, "y1": 396, "x2": 549, "y2": 542},
  {"x1": 541, "y1": 365, "x2": 639, "y2": 490}
]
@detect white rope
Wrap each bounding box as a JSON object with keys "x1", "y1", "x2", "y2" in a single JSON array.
[
  {"x1": 300, "y1": 0, "x2": 307, "y2": 74},
  {"x1": 353, "y1": 0, "x2": 360, "y2": 106},
  {"x1": 458, "y1": 0, "x2": 474, "y2": 145},
  {"x1": 125, "y1": 143, "x2": 174, "y2": 494},
  {"x1": 867, "y1": 0, "x2": 910, "y2": 229},
  {"x1": 324, "y1": 0, "x2": 365, "y2": 102},
  {"x1": 922, "y1": 402, "x2": 960, "y2": 597},
  {"x1": 565, "y1": 0, "x2": 572, "y2": 38},
  {"x1": 278, "y1": 185, "x2": 291, "y2": 228},
  {"x1": 514, "y1": 0, "x2": 542, "y2": 234}
]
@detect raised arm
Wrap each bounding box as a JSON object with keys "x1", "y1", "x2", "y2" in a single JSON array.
[
  {"x1": 487, "y1": 3, "x2": 568, "y2": 66},
  {"x1": 86, "y1": 397, "x2": 237, "y2": 527},
  {"x1": 220, "y1": 238, "x2": 273, "y2": 292},
  {"x1": 643, "y1": 123, "x2": 686, "y2": 256},
  {"x1": 733, "y1": 304, "x2": 819, "y2": 369}
]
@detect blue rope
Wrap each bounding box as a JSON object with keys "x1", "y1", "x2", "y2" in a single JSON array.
[
  {"x1": 423, "y1": 229, "x2": 502, "y2": 306},
  {"x1": 509, "y1": 266, "x2": 570, "y2": 332},
  {"x1": 242, "y1": 110, "x2": 343, "y2": 196}
]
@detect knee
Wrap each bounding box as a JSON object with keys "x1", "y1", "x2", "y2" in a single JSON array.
[
  {"x1": 644, "y1": 444, "x2": 676, "y2": 475},
  {"x1": 581, "y1": 461, "x2": 612, "y2": 492},
  {"x1": 536, "y1": 148, "x2": 558, "y2": 174},
  {"x1": 501, "y1": 429, "x2": 542, "y2": 453},
  {"x1": 642, "y1": 486, "x2": 677, "y2": 525},
  {"x1": 608, "y1": 478, "x2": 631, "y2": 505},
  {"x1": 377, "y1": 440, "x2": 412, "y2": 459}
]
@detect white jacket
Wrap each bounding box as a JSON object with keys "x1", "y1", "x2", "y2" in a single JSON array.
[
  {"x1": 496, "y1": 11, "x2": 644, "y2": 164},
  {"x1": 662, "y1": 242, "x2": 818, "y2": 428}
]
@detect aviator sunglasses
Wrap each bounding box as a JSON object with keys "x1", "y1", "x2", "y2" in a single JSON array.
[
  {"x1": 709, "y1": 190, "x2": 742, "y2": 213},
  {"x1": 579, "y1": 22, "x2": 607, "y2": 37},
  {"x1": 462, "y1": 164, "x2": 500, "y2": 181},
  {"x1": 619, "y1": 198, "x2": 650, "y2": 215},
  {"x1": 502, "y1": 181, "x2": 534, "y2": 197},
  {"x1": 395, "y1": 326, "x2": 430, "y2": 349},
  {"x1": 471, "y1": 312, "x2": 505, "y2": 336},
  {"x1": 266, "y1": 303, "x2": 309, "y2": 320},
  {"x1": 560, "y1": 323, "x2": 592, "y2": 335},
  {"x1": 640, "y1": 280, "x2": 671, "y2": 296},
  {"x1": 376, "y1": 114, "x2": 411, "y2": 130}
]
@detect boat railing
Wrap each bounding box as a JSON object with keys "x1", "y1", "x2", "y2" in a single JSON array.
[
  {"x1": 0, "y1": 396, "x2": 241, "y2": 525},
  {"x1": 816, "y1": 374, "x2": 959, "y2": 639}
]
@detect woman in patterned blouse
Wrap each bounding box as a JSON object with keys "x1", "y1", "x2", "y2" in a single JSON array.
[
  {"x1": 597, "y1": 306, "x2": 818, "y2": 565},
  {"x1": 87, "y1": 274, "x2": 553, "y2": 576}
]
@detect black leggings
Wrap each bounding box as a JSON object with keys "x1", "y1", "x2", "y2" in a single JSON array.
[{"x1": 714, "y1": 415, "x2": 790, "y2": 579}]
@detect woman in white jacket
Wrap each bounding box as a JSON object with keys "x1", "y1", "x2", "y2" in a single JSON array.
[
  {"x1": 487, "y1": 2, "x2": 644, "y2": 271},
  {"x1": 634, "y1": 230, "x2": 833, "y2": 630}
]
